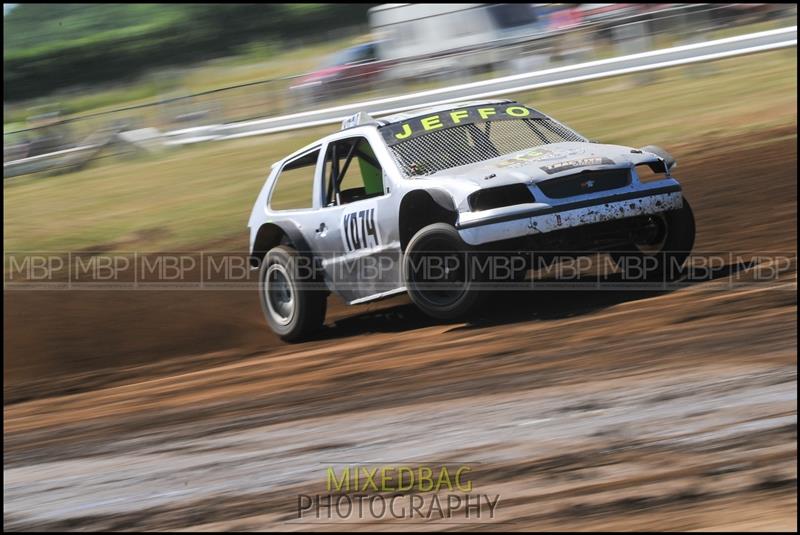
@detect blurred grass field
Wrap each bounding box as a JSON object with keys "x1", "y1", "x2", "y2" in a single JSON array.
[
  {"x1": 2, "y1": 36, "x2": 361, "y2": 126},
  {"x1": 3, "y1": 17, "x2": 792, "y2": 127},
  {"x1": 3, "y1": 49, "x2": 796, "y2": 254}
]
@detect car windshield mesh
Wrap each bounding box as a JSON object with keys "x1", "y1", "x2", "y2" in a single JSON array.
[{"x1": 386, "y1": 118, "x2": 586, "y2": 177}]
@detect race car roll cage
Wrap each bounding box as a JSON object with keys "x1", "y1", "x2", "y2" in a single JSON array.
[{"x1": 324, "y1": 137, "x2": 384, "y2": 207}]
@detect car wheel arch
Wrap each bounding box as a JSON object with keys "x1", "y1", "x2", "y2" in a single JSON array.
[
  {"x1": 398, "y1": 189, "x2": 458, "y2": 251},
  {"x1": 250, "y1": 221, "x2": 312, "y2": 268}
]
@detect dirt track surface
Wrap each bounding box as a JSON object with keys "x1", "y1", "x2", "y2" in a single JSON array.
[{"x1": 3, "y1": 130, "x2": 797, "y2": 531}]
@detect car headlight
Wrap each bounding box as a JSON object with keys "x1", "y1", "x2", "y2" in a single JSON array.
[
  {"x1": 468, "y1": 184, "x2": 535, "y2": 211},
  {"x1": 635, "y1": 161, "x2": 669, "y2": 183}
]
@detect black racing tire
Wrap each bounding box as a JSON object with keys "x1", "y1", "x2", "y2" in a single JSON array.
[
  {"x1": 612, "y1": 198, "x2": 696, "y2": 282},
  {"x1": 259, "y1": 245, "x2": 327, "y2": 342},
  {"x1": 403, "y1": 223, "x2": 486, "y2": 320}
]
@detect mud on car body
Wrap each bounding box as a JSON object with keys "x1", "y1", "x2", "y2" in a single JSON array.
[{"x1": 248, "y1": 99, "x2": 695, "y2": 341}]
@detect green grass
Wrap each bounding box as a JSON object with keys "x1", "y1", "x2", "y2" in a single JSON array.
[
  {"x1": 519, "y1": 48, "x2": 797, "y2": 147},
  {"x1": 3, "y1": 131, "x2": 321, "y2": 253},
  {"x1": 3, "y1": 35, "x2": 363, "y2": 128},
  {"x1": 3, "y1": 49, "x2": 797, "y2": 254}
]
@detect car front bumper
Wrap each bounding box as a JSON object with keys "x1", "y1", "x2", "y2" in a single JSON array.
[{"x1": 456, "y1": 185, "x2": 683, "y2": 246}]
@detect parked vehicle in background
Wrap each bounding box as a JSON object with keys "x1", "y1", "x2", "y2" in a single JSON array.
[
  {"x1": 290, "y1": 41, "x2": 387, "y2": 104},
  {"x1": 368, "y1": 3, "x2": 546, "y2": 82},
  {"x1": 576, "y1": 3, "x2": 646, "y2": 23}
]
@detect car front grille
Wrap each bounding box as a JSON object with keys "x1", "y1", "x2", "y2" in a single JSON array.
[{"x1": 537, "y1": 168, "x2": 630, "y2": 199}]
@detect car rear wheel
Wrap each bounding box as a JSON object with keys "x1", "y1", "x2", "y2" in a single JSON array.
[
  {"x1": 403, "y1": 223, "x2": 486, "y2": 320},
  {"x1": 259, "y1": 245, "x2": 327, "y2": 342},
  {"x1": 612, "y1": 199, "x2": 696, "y2": 282}
]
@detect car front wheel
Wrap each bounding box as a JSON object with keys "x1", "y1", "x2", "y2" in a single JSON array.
[{"x1": 403, "y1": 223, "x2": 486, "y2": 320}]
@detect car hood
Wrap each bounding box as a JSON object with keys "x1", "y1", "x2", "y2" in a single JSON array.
[{"x1": 425, "y1": 142, "x2": 662, "y2": 189}]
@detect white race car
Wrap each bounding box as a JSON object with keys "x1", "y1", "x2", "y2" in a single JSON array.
[{"x1": 249, "y1": 99, "x2": 694, "y2": 340}]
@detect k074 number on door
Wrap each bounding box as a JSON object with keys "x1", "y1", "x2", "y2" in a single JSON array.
[{"x1": 342, "y1": 208, "x2": 379, "y2": 252}]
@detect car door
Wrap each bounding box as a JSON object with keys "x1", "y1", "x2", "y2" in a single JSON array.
[{"x1": 312, "y1": 134, "x2": 402, "y2": 303}]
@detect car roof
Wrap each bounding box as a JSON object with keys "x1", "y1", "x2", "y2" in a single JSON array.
[
  {"x1": 272, "y1": 124, "x2": 378, "y2": 168},
  {"x1": 377, "y1": 99, "x2": 515, "y2": 125},
  {"x1": 273, "y1": 99, "x2": 527, "y2": 167}
]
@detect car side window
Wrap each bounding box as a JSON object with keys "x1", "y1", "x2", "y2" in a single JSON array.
[
  {"x1": 322, "y1": 137, "x2": 385, "y2": 206},
  {"x1": 269, "y1": 149, "x2": 320, "y2": 211}
]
